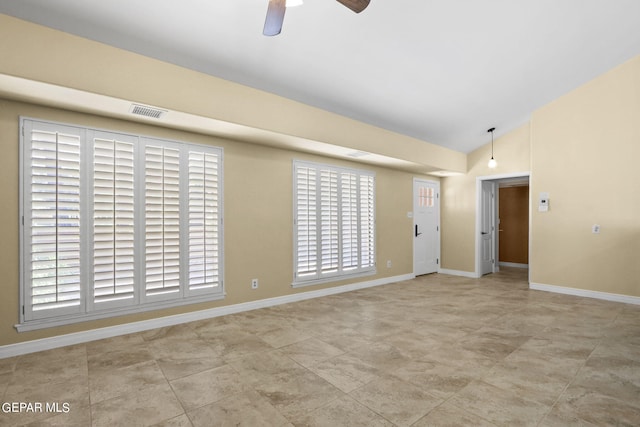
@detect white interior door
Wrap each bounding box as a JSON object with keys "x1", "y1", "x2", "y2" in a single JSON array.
[
  {"x1": 413, "y1": 179, "x2": 439, "y2": 276},
  {"x1": 480, "y1": 181, "x2": 496, "y2": 275}
]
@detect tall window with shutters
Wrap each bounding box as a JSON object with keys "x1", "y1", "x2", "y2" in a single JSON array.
[
  {"x1": 90, "y1": 131, "x2": 137, "y2": 310},
  {"x1": 144, "y1": 144, "x2": 181, "y2": 300},
  {"x1": 19, "y1": 118, "x2": 224, "y2": 330},
  {"x1": 187, "y1": 151, "x2": 221, "y2": 293},
  {"x1": 293, "y1": 160, "x2": 375, "y2": 286},
  {"x1": 24, "y1": 122, "x2": 84, "y2": 320}
]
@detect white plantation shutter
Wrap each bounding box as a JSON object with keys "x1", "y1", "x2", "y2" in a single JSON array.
[
  {"x1": 91, "y1": 133, "x2": 136, "y2": 306},
  {"x1": 295, "y1": 166, "x2": 318, "y2": 278},
  {"x1": 341, "y1": 172, "x2": 359, "y2": 271},
  {"x1": 188, "y1": 150, "x2": 222, "y2": 292},
  {"x1": 320, "y1": 169, "x2": 339, "y2": 274},
  {"x1": 144, "y1": 144, "x2": 181, "y2": 298},
  {"x1": 293, "y1": 161, "x2": 375, "y2": 286},
  {"x1": 23, "y1": 123, "x2": 83, "y2": 319},
  {"x1": 20, "y1": 118, "x2": 224, "y2": 329},
  {"x1": 360, "y1": 174, "x2": 375, "y2": 268}
]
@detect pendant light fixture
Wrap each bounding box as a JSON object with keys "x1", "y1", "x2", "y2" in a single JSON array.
[{"x1": 487, "y1": 127, "x2": 497, "y2": 169}]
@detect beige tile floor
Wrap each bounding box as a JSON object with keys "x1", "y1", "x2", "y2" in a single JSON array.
[{"x1": 1, "y1": 268, "x2": 639, "y2": 426}]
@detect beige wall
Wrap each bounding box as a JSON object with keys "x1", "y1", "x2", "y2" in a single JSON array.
[
  {"x1": 441, "y1": 53, "x2": 640, "y2": 300},
  {"x1": 0, "y1": 99, "x2": 422, "y2": 346},
  {"x1": 530, "y1": 55, "x2": 640, "y2": 297},
  {"x1": 441, "y1": 124, "x2": 531, "y2": 272}
]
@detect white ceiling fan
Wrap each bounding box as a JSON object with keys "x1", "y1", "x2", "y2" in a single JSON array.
[{"x1": 263, "y1": 0, "x2": 371, "y2": 36}]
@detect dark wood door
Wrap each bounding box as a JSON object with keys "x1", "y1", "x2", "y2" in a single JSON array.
[{"x1": 499, "y1": 186, "x2": 529, "y2": 265}]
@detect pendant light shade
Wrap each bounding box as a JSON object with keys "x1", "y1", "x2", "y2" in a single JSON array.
[{"x1": 487, "y1": 127, "x2": 497, "y2": 168}]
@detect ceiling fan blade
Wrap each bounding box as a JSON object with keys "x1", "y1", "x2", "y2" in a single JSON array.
[
  {"x1": 263, "y1": 0, "x2": 286, "y2": 36},
  {"x1": 336, "y1": 0, "x2": 370, "y2": 13}
]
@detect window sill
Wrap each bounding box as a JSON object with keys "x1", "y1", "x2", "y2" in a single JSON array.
[{"x1": 15, "y1": 292, "x2": 226, "y2": 332}]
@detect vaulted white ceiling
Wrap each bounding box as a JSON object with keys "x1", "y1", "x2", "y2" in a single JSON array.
[{"x1": 1, "y1": 0, "x2": 639, "y2": 153}]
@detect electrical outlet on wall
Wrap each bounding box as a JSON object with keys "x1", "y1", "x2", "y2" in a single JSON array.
[
  {"x1": 386, "y1": 260, "x2": 392, "y2": 268},
  {"x1": 251, "y1": 279, "x2": 259, "y2": 289}
]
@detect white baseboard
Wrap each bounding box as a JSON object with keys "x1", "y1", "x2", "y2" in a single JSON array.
[
  {"x1": 499, "y1": 262, "x2": 528, "y2": 269},
  {"x1": 530, "y1": 282, "x2": 640, "y2": 306},
  {"x1": 438, "y1": 268, "x2": 479, "y2": 278},
  {"x1": 0, "y1": 274, "x2": 413, "y2": 359}
]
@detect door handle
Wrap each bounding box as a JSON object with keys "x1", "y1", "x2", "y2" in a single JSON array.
[
  {"x1": 415, "y1": 224, "x2": 422, "y2": 237},
  {"x1": 481, "y1": 231, "x2": 489, "y2": 235}
]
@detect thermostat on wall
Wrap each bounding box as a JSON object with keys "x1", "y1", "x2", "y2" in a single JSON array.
[{"x1": 539, "y1": 192, "x2": 549, "y2": 212}]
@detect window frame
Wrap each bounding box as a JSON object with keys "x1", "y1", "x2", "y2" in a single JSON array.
[
  {"x1": 292, "y1": 160, "x2": 376, "y2": 288},
  {"x1": 18, "y1": 117, "x2": 224, "y2": 332}
]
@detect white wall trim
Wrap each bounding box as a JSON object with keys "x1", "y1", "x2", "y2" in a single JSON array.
[
  {"x1": 530, "y1": 282, "x2": 640, "y2": 306},
  {"x1": 0, "y1": 273, "x2": 413, "y2": 359},
  {"x1": 438, "y1": 268, "x2": 479, "y2": 278},
  {"x1": 499, "y1": 262, "x2": 528, "y2": 269}
]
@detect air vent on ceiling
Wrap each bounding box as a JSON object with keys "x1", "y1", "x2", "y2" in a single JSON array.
[{"x1": 129, "y1": 104, "x2": 167, "y2": 119}]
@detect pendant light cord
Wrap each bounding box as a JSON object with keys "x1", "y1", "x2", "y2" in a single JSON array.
[{"x1": 488, "y1": 127, "x2": 495, "y2": 158}]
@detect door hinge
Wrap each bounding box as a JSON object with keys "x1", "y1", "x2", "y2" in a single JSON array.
[
  {"x1": 436, "y1": 258, "x2": 439, "y2": 265},
  {"x1": 22, "y1": 305, "x2": 25, "y2": 315}
]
